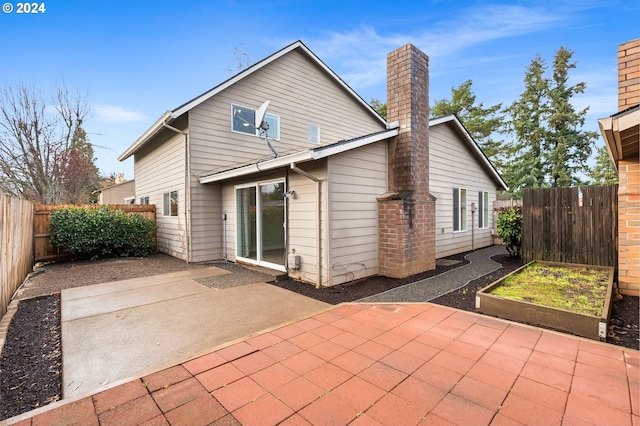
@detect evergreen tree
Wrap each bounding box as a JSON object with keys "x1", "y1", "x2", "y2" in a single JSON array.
[
  {"x1": 504, "y1": 54, "x2": 549, "y2": 195},
  {"x1": 61, "y1": 125, "x2": 101, "y2": 203},
  {"x1": 370, "y1": 98, "x2": 387, "y2": 119},
  {"x1": 503, "y1": 47, "x2": 597, "y2": 196},
  {"x1": 431, "y1": 80, "x2": 505, "y2": 164},
  {"x1": 546, "y1": 47, "x2": 598, "y2": 187},
  {"x1": 588, "y1": 145, "x2": 618, "y2": 185}
]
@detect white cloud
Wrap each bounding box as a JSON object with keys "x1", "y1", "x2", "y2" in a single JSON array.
[
  {"x1": 92, "y1": 104, "x2": 148, "y2": 123},
  {"x1": 303, "y1": 4, "x2": 565, "y2": 91}
]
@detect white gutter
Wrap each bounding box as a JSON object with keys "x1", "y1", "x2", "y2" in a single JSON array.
[
  {"x1": 198, "y1": 151, "x2": 314, "y2": 184},
  {"x1": 198, "y1": 127, "x2": 399, "y2": 184}
]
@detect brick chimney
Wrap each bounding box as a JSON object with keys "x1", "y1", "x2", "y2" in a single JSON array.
[
  {"x1": 618, "y1": 39, "x2": 640, "y2": 111},
  {"x1": 377, "y1": 44, "x2": 436, "y2": 278}
]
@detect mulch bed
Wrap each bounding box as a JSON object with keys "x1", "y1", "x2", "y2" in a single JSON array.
[{"x1": 0, "y1": 251, "x2": 637, "y2": 421}]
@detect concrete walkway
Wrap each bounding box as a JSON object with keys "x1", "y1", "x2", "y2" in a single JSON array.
[
  {"x1": 10, "y1": 303, "x2": 639, "y2": 426},
  {"x1": 359, "y1": 245, "x2": 508, "y2": 303},
  {"x1": 61, "y1": 266, "x2": 329, "y2": 400}
]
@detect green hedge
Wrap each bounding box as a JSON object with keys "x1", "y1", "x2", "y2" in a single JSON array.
[{"x1": 50, "y1": 206, "x2": 157, "y2": 259}]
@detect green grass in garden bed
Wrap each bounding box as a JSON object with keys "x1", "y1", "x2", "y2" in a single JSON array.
[{"x1": 488, "y1": 262, "x2": 610, "y2": 316}]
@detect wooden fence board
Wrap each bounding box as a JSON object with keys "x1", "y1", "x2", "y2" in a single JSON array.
[
  {"x1": 0, "y1": 191, "x2": 34, "y2": 317},
  {"x1": 522, "y1": 186, "x2": 617, "y2": 267}
]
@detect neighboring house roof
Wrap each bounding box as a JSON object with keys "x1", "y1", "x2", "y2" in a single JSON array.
[
  {"x1": 199, "y1": 125, "x2": 400, "y2": 184},
  {"x1": 91, "y1": 179, "x2": 135, "y2": 195},
  {"x1": 598, "y1": 104, "x2": 640, "y2": 171},
  {"x1": 429, "y1": 114, "x2": 508, "y2": 191},
  {"x1": 119, "y1": 40, "x2": 386, "y2": 162}
]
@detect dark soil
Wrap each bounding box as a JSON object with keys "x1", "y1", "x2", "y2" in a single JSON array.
[
  {"x1": 0, "y1": 251, "x2": 637, "y2": 421},
  {"x1": 0, "y1": 296, "x2": 61, "y2": 420}
]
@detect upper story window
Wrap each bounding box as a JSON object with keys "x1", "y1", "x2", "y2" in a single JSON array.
[
  {"x1": 453, "y1": 187, "x2": 467, "y2": 232},
  {"x1": 478, "y1": 191, "x2": 489, "y2": 229},
  {"x1": 308, "y1": 124, "x2": 320, "y2": 144},
  {"x1": 232, "y1": 104, "x2": 280, "y2": 140}
]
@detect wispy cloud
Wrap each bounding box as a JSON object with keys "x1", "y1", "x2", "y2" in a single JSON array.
[
  {"x1": 307, "y1": 4, "x2": 566, "y2": 89},
  {"x1": 92, "y1": 104, "x2": 148, "y2": 123}
]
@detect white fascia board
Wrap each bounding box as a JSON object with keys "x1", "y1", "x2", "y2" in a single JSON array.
[
  {"x1": 312, "y1": 128, "x2": 399, "y2": 160},
  {"x1": 118, "y1": 111, "x2": 175, "y2": 161},
  {"x1": 430, "y1": 115, "x2": 508, "y2": 191},
  {"x1": 198, "y1": 150, "x2": 314, "y2": 184},
  {"x1": 198, "y1": 127, "x2": 398, "y2": 184},
  {"x1": 598, "y1": 117, "x2": 619, "y2": 168}
]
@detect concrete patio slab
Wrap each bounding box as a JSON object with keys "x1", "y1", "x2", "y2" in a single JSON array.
[{"x1": 61, "y1": 272, "x2": 329, "y2": 400}]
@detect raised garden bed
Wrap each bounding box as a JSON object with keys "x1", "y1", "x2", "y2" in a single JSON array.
[{"x1": 476, "y1": 261, "x2": 615, "y2": 341}]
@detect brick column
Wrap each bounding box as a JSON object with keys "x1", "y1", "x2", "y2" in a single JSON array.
[
  {"x1": 378, "y1": 44, "x2": 436, "y2": 279},
  {"x1": 618, "y1": 39, "x2": 640, "y2": 112},
  {"x1": 616, "y1": 39, "x2": 640, "y2": 296}
]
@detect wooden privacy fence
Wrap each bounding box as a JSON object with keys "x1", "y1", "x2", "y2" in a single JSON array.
[
  {"x1": 522, "y1": 185, "x2": 618, "y2": 267},
  {"x1": 0, "y1": 191, "x2": 34, "y2": 317},
  {"x1": 34, "y1": 203, "x2": 156, "y2": 263}
]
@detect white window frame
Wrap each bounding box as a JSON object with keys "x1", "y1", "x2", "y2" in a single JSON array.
[
  {"x1": 139, "y1": 196, "x2": 149, "y2": 205},
  {"x1": 308, "y1": 123, "x2": 320, "y2": 144},
  {"x1": 231, "y1": 103, "x2": 280, "y2": 140},
  {"x1": 453, "y1": 187, "x2": 467, "y2": 232},
  {"x1": 163, "y1": 190, "x2": 178, "y2": 217},
  {"x1": 478, "y1": 191, "x2": 489, "y2": 229},
  {"x1": 234, "y1": 179, "x2": 287, "y2": 272}
]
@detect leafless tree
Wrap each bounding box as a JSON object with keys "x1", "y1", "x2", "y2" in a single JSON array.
[{"x1": 0, "y1": 83, "x2": 92, "y2": 203}]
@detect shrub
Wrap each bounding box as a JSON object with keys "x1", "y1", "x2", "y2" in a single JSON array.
[
  {"x1": 50, "y1": 206, "x2": 157, "y2": 259},
  {"x1": 496, "y1": 206, "x2": 523, "y2": 257}
]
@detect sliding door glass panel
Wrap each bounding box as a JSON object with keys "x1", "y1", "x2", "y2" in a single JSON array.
[
  {"x1": 260, "y1": 182, "x2": 285, "y2": 265},
  {"x1": 236, "y1": 186, "x2": 257, "y2": 261}
]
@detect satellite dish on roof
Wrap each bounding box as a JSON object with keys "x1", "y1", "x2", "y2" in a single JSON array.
[{"x1": 255, "y1": 100, "x2": 270, "y2": 130}]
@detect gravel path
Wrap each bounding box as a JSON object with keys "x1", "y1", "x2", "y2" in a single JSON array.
[{"x1": 358, "y1": 245, "x2": 508, "y2": 303}]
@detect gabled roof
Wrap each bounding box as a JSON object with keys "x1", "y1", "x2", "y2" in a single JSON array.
[
  {"x1": 119, "y1": 40, "x2": 386, "y2": 161},
  {"x1": 429, "y1": 114, "x2": 508, "y2": 191},
  {"x1": 198, "y1": 125, "x2": 400, "y2": 184}
]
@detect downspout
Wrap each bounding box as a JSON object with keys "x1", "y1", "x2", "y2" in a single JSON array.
[
  {"x1": 163, "y1": 122, "x2": 191, "y2": 263},
  {"x1": 290, "y1": 163, "x2": 322, "y2": 288}
]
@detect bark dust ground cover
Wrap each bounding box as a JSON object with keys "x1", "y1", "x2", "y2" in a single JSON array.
[{"x1": 0, "y1": 251, "x2": 637, "y2": 420}]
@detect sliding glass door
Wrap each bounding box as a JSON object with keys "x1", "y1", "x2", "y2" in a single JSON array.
[{"x1": 236, "y1": 181, "x2": 285, "y2": 270}]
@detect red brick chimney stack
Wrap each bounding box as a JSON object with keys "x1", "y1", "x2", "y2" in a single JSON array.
[{"x1": 378, "y1": 44, "x2": 436, "y2": 278}]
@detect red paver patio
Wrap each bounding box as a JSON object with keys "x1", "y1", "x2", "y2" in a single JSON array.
[{"x1": 4, "y1": 303, "x2": 639, "y2": 426}]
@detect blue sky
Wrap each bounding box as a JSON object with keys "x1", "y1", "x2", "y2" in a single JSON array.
[{"x1": 1, "y1": 0, "x2": 637, "y2": 179}]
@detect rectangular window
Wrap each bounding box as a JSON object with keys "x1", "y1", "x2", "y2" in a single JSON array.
[
  {"x1": 478, "y1": 191, "x2": 489, "y2": 229},
  {"x1": 308, "y1": 124, "x2": 320, "y2": 144},
  {"x1": 139, "y1": 196, "x2": 149, "y2": 205},
  {"x1": 231, "y1": 104, "x2": 280, "y2": 140},
  {"x1": 163, "y1": 190, "x2": 178, "y2": 217},
  {"x1": 453, "y1": 188, "x2": 467, "y2": 231}
]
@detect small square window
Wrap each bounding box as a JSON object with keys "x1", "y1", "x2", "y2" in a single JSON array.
[
  {"x1": 139, "y1": 196, "x2": 149, "y2": 205},
  {"x1": 163, "y1": 190, "x2": 178, "y2": 217},
  {"x1": 308, "y1": 124, "x2": 320, "y2": 144}
]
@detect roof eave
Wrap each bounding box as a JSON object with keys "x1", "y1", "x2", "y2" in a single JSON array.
[
  {"x1": 118, "y1": 112, "x2": 175, "y2": 161},
  {"x1": 198, "y1": 127, "x2": 399, "y2": 184}
]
